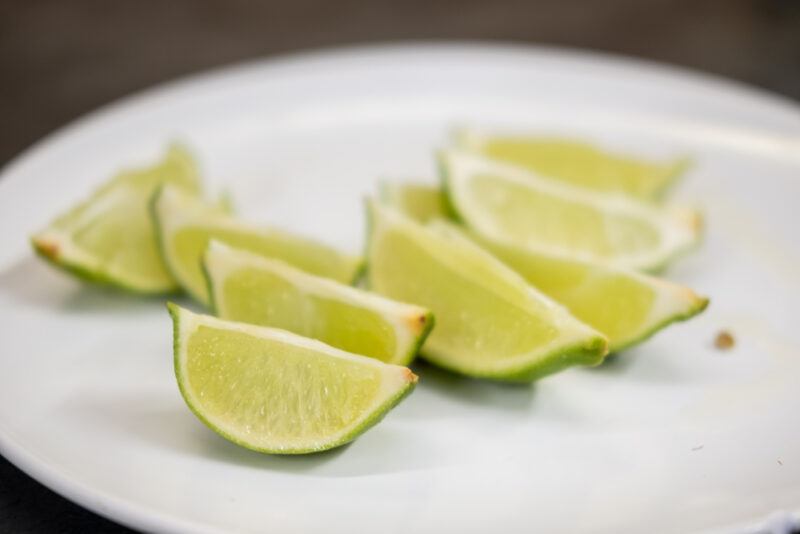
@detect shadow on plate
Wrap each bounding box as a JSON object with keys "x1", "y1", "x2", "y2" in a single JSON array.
[
  {"x1": 0, "y1": 255, "x2": 76, "y2": 308},
  {"x1": 60, "y1": 390, "x2": 444, "y2": 478},
  {"x1": 590, "y1": 352, "x2": 639, "y2": 373},
  {"x1": 586, "y1": 347, "x2": 692, "y2": 383},
  {"x1": 408, "y1": 359, "x2": 536, "y2": 413},
  {"x1": 0, "y1": 254, "x2": 184, "y2": 315}
]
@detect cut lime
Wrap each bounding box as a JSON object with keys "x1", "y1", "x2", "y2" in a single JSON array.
[
  {"x1": 382, "y1": 185, "x2": 708, "y2": 349},
  {"x1": 379, "y1": 182, "x2": 451, "y2": 223},
  {"x1": 168, "y1": 303, "x2": 417, "y2": 454},
  {"x1": 456, "y1": 129, "x2": 690, "y2": 200},
  {"x1": 31, "y1": 144, "x2": 201, "y2": 292},
  {"x1": 366, "y1": 201, "x2": 608, "y2": 381},
  {"x1": 441, "y1": 150, "x2": 700, "y2": 272},
  {"x1": 438, "y1": 223, "x2": 708, "y2": 352},
  {"x1": 152, "y1": 186, "x2": 363, "y2": 304},
  {"x1": 381, "y1": 182, "x2": 451, "y2": 224},
  {"x1": 204, "y1": 241, "x2": 433, "y2": 365}
]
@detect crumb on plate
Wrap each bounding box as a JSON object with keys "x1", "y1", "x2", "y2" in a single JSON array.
[{"x1": 714, "y1": 330, "x2": 735, "y2": 350}]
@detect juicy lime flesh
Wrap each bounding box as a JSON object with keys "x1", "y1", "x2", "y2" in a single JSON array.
[
  {"x1": 66, "y1": 186, "x2": 168, "y2": 284},
  {"x1": 52, "y1": 146, "x2": 198, "y2": 230},
  {"x1": 386, "y1": 184, "x2": 450, "y2": 223},
  {"x1": 477, "y1": 138, "x2": 684, "y2": 198},
  {"x1": 369, "y1": 226, "x2": 560, "y2": 368},
  {"x1": 40, "y1": 146, "x2": 199, "y2": 289},
  {"x1": 489, "y1": 247, "x2": 656, "y2": 344},
  {"x1": 566, "y1": 275, "x2": 655, "y2": 343},
  {"x1": 105, "y1": 145, "x2": 198, "y2": 193},
  {"x1": 173, "y1": 227, "x2": 359, "y2": 301},
  {"x1": 220, "y1": 267, "x2": 399, "y2": 362},
  {"x1": 468, "y1": 173, "x2": 661, "y2": 258},
  {"x1": 185, "y1": 325, "x2": 383, "y2": 446}
]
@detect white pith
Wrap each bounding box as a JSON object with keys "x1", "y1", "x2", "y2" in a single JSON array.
[
  {"x1": 643, "y1": 276, "x2": 704, "y2": 328},
  {"x1": 453, "y1": 127, "x2": 492, "y2": 152}
]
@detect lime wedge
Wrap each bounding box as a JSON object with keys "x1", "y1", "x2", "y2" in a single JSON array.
[
  {"x1": 456, "y1": 129, "x2": 690, "y2": 199},
  {"x1": 441, "y1": 150, "x2": 699, "y2": 271},
  {"x1": 382, "y1": 180, "x2": 704, "y2": 335},
  {"x1": 438, "y1": 223, "x2": 709, "y2": 352},
  {"x1": 381, "y1": 182, "x2": 451, "y2": 223},
  {"x1": 31, "y1": 144, "x2": 201, "y2": 292},
  {"x1": 379, "y1": 182, "x2": 451, "y2": 223},
  {"x1": 366, "y1": 201, "x2": 608, "y2": 381},
  {"x1": 168, "y1": 303, "x2": 416, "y2": 454},
  {"x1": 153, "y1": 186, "x2": 363, "y2": 304},
  {"x1": 204, "y1": 241, "x2": 433, "y2": 365},
  {"x1": 382, "y1": 185, "x2": 708, "y2": 349}
]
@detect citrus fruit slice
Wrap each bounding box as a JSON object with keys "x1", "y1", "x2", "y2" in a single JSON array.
[
  {"x1": 382, "y1": 185, "x2": 707, "y2": 349},
  {"x1": 365, "y1": 201, "x2": 608, "y2": 381},
  {"x1": 379, "y1": 182, "x2": 451, "y2": 223},
  {"x1": 31, "y1": 144, "x2": 201, "y2": 292},
  {"x1": 456, "y1": 129, "x2": 690, "y2": 199},
  {"x1": 168, "y1": 303, "x2": 417, "y2": 454},
  {"x1": 441, "y1": 150, "x2": 699, "y2": 271},
  {"x1": 153, "y1": 185, "x2": 363, "y2": 304},
  {"x1": 204, "y1": 241, "x2": 433, "y2": 365},
  {"x1": 436, "y1": 222, "x2": 708, "y2": 352}
]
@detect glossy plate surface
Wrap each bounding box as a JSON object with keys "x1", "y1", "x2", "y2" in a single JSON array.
[{"x1": 1, "y1": 43, "x2": 799, "y2": 534}]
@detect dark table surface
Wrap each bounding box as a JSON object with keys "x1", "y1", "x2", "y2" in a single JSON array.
[{"x1": 1, "y1": 0, "x2": 799, "y2": 532}]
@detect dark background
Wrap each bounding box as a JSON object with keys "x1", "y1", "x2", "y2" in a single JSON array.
[{"x1": 1, "y1": 0, "x2": 799, "y2": 532}]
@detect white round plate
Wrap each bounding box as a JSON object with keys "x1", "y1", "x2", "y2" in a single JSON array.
[{"x1": 1, "y1": 43, "x2": 799, "y2": 534}]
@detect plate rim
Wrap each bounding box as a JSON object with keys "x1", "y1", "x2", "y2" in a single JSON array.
[
  {"x1": 1, "y1": 40, "x2": 799, "y2": 534},
  {"x1": 3, "y1": 39, "x2": 800, "y2": 182}
]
